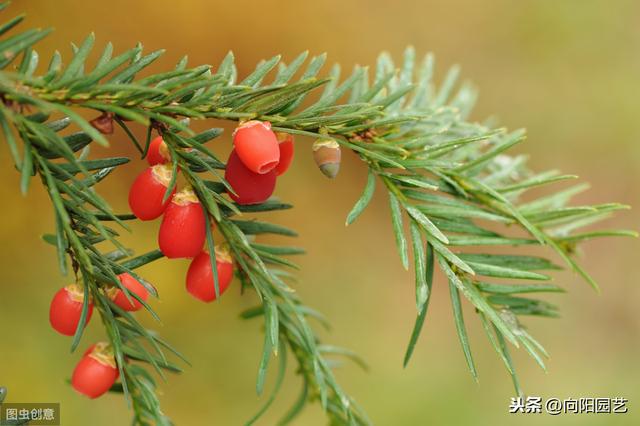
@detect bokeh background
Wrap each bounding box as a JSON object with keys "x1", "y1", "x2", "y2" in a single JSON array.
[{"x1": 1, "y1": 0, "x2": 638, "y2": 425}]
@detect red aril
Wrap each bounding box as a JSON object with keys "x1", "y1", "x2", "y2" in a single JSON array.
[
  {"x1": 232, "y1": 120, "x2": 280, "y2": 174},
  {"x1": 128, "y1": 164, "x2": 175, "y2": 220},
  {"x1": 225, "y1": 149, "x2": 276, "y2": 205},
  {"x1": 186, "y1": 247, "x2": 234, "y2": 302},
  {"x1": 274, "y1": 132, "x2": 294, "y2": 176},
  {"x1": 72, "y1": 342, "x2": 119, "y2": 399},
  {"x1": 158, "y1": 187, "x2": 206, "y2": 258},
  {"x1": 109, "y1": 273, "x2": 149, "y2": 312},
  {"x1": 147, "y1": 136, "x2": 170, "y2": 166},
  {"x1": 49, "y1": 284, "x2": 93, "y2": 336}
]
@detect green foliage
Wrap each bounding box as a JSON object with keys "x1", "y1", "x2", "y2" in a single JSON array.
[{"x1": 0, "y1": 3, "x2": 635, "y2": 425}]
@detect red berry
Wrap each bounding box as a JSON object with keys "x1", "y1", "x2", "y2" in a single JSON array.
[
  {"x1": 72, "y1": 342, "x2": 119, "y2": 399},
  {"x1": 158, "y1": 188, "x2": 206, "y2": 258},
  {"x1": 108, "y1": 273, "x2": 149, "y2": 312},
  {"x1": 186, "y1": 248, "x2": 234, "y2": 302},
  {"x1": 225, "y1": 150, "x2": 276, "y2": 205},
  {"x1": 147, "y1": 136, "x2": 171, "y2": 166},
  {"x1": 232, "y1": 120, "x2": 280, "y2": 174},
  {"x1": 49, "y1": 284, "x2": 93, "y2": 336},
  {"x1": 128, "y1": 164, "x2": 175, "y2": 220},
  {"x1": 274, "y1": 132, "x2": 294, "y2": 176}
]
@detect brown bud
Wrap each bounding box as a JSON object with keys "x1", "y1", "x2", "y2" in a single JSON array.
[
  {"x1": 312, "y1": 139, "x2": 341, "y2": 179},
  {"x1": 90, "y1": 112, "x2": 114, "y2": 135}
]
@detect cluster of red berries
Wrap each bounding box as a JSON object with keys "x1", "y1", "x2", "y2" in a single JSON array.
[
  {"x1": 49, "y1": 275, "x2": 148, "y2": 397},
  {"x1": 48, "y1": 121, "x2": 295, "y2": 398},
  {"x1": 127, "y1": 120, "x2": 295, "y2": 297},
  {"x1": 226, "y1": 120, "x2": 294, "y2": 203}
]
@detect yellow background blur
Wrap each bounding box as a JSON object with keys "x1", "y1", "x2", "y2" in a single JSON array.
[{"x1": 1, "y1": 1, "x2": 638, "y2": 425}]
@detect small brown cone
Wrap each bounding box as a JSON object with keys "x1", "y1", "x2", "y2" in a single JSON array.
[{"x1": 312, "y1": 139, "x2": 341, "y2": 179}]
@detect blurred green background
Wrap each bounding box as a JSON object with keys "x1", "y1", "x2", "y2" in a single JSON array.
[{"x1": 1, "y1": 0, "x2": 638, "y2": 425}]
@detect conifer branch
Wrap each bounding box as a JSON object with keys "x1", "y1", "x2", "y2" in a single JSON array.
[{"x1": 0, "y1": 3, "x2": 635, "y2": 425}]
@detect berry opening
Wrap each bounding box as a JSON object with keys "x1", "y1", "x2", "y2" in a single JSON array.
[
  {"x1": 258, "y1": 160, "x2": 279, "y2": 174},
  {"x1": 151, "y1": 163, "x2": 174, "y2": 187},
  {"x1": 172, "y1": 187, "x2": 199, "y2": 205},
  {"x1": 65, "y1": 283, "x2": 88, "y2": 303},
  {"x1": 87, "y1": 342, "x2": 117, "y2": 368}
]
